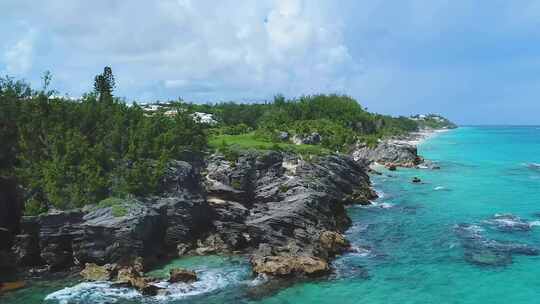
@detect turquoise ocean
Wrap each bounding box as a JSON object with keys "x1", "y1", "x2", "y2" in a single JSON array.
[{"x1": 2, "y1": 126, "x2": 540, "y2": 304}]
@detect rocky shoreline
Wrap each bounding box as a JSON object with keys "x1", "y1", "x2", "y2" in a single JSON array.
[{"x1": 0, "y1": 129, "x2": 446, "y2": 296}]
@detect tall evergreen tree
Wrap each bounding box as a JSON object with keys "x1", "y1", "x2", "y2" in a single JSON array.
[{"x1": 94, "y1": 66, "x2": 115, "y2": 102}]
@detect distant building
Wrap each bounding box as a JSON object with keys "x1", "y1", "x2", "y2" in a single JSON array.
[
  {"x1": 192, "y1": 112, "x2": 217, "y2": 125},
  {"x1": 141, "y1": 103, "x2": 217, "y2": 125}
]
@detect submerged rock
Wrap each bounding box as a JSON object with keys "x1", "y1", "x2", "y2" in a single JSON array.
[
  {"x1": 412, "y1": 177, "x2": 422, "y2": 183},
  {"x1": 251, "y1": 256, "x2": 329, "y2": 277},
  {"x1": 464, "y1": 249, "x2": 512, "y2": 266},
  {"x1": 454, "y1": 223, "x2": 539, "y2": 267},
  {"x1": 168, "y1": 268, "x2": 197, "y2": 283},
  {"x1": 483, "y1": 214, "x2": 533, "y2": 232}
]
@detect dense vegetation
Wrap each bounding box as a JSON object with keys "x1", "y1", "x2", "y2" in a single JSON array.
[
  {"x1": 1, "y1": 69, "x2": 455, "y2": 215},
  {"x1": 189, "y1": 94, "x2": 421, "y2": 153},
  {"x1": 0, "y1": 69, "x2": 207, "y2": 214}
]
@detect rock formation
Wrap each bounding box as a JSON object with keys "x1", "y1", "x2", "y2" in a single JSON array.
[
  {"x1": 7, "y1": 151, "x2": 377, "y2": 286},
  {"x1": 351, "y1": 141, "x2": 423, "y2": 168}
]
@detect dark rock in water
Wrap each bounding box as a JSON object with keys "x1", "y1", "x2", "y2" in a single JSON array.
[
  {"x1": 412, "y1": 177, "x2": 422, "y2": 183},
  {"x1": 386, "y1": 164, "x2": 397, "y2": 171},
  {"x1": 432, "y1": 166, "x2": 441, "y2": 170},
  {"x1": 526, "y1": 163, "x2": 540, "y2": 171},
  {"x1": 484, "y1": 240, "x2": 539, "y2": 256},
  {"x1": 368, "y1": 168, "x2": 383, "y2": 175},
  {"x1": 464, "y1": 249, "x2": 512, "y2": 266},
  {"x1": 454, "y1": 223, "x2": 539, "y2": 267},
  {"x1": 168, "y1": 268, "x2": 197, "y2": 283},
  {"x1": 483, "y1": 214, "x2": 532, "y2": 232},
  {"x1": 116, "y1": 265, "x2": 161, "y2": 296}
]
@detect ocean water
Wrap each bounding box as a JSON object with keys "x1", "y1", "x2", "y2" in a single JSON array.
[{"x1": 2, "y1": 126, "x2": 540, "y2": 304}]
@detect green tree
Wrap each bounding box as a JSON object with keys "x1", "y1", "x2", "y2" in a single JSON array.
[{"x1": 94, "y1": 66, "x2": 115, "y2": 102}]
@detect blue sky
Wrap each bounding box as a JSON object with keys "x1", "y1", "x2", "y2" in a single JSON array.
[{"x1": 2, "y1": 0, "x2": 540, "y2": 125}]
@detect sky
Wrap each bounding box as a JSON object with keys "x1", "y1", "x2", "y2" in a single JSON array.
[{"x1": 1, "y1": 0, "x2": 540, "y2": 125}]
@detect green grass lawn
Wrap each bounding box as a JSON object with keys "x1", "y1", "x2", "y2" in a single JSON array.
[{"x1": 208, "y1": 133, "x2": 330, "y2": 156}]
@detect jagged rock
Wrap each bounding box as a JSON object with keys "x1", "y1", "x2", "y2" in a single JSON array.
[
  {"x1": 319, "y1": 231, "x2": 350, "y2": 255},
  {"x1": 168, "y1": 268, "x2": 197, "y2": 283},
  {"x1": 348, "y1": 188, "x2": 378, "y2": 205},
  {"x1": 37, "y1": 210, "x2": 84, "y2": 270},
  {"x1": 73, "y1": 201, "x2": 162, "y2": 265},
  {"x1": 203, "y1": 152, "x2": 372, "y2": 259},
  {"x1": 8, "y1": 150, "x2": 376, "y2": 283},
  {"x1": 116, "y1": 266, "x2": 160, "y2": 296},
  {"x1": 80, "y1": 263, "x2": 118, "y2": 281},
  {"x1": 251, "y1": 256, "x2": 329, "y2": 277},
  {"x1": 195, "y1": 234, "x2": 228, "y2": 255},
  {"x1": 176, "y1": 243, "x2": 192, "y2": 256},
  {"x1": 154, "y1": 196, "x2": 212, "y2": 254},
  {"x1": 352, "y1": 142, "x2": 422, "y2": 167}
]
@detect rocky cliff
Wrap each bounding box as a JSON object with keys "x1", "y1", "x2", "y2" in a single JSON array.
[{"x1": 3, "y1": 151, "x2": 378, "y2": 281}]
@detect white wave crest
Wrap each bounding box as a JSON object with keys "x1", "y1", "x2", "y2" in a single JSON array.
[
  {"x1": 45, "y1": 265, "x2": 249, "y2": 303},
  {"x1": 44, "y1": 282, "x2": 140, "y2": 304}
]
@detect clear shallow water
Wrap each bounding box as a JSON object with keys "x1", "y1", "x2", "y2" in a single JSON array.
[{"x1": 3, "y1": 126, "x2": 540, "y2": 304}]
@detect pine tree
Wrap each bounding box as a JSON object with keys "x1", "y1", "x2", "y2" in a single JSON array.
[{"x1": 94, "y1": 66, "x2": 115, "y2": 102}]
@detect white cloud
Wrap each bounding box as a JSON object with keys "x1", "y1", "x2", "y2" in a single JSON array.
[
  {"x1": 3, "y1": 30, "x2": 35, "y2": 75},
  {"x1": 0, "y1": 0, "x2": 357, "y2": 101}
]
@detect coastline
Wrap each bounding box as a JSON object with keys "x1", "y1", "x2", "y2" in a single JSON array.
[
  {"x1": 0, "y1": 127, "x2": 455, "y2": 302},
  {"x1": 389, "y1": 128, "x2": 452, "y2": 146}
]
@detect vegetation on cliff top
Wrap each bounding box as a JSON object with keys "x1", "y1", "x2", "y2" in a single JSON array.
[
  {"x1": 0, "y1": 69, "x2": 207, "y2": 214},
  {"x1": 0, "y1": 68, "x2": 455, "y2": 215}
]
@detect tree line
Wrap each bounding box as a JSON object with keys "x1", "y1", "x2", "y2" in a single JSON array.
[{"x1": 1, "y1": 67, "x2": 447, "y2": 214}]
